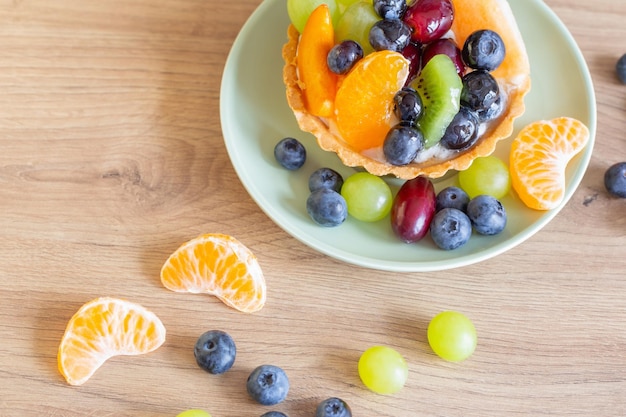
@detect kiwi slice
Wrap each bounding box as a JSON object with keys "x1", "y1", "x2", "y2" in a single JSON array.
[{"x1": 411, "y1": 54, "x2": 462, "y2": 148}]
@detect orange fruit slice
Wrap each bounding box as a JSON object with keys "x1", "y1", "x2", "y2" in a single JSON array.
[
  {"x1": 160, "y1": 233, "x2": 266, "y2": 313},
  {"x1": 510, "y1": 117, "x2": 590, "y2": 210},
  {"x1": 296, "y1": 4, "x2": 338, "y2": 118},
  {"x1": 58, "y1": 297, "x2": 166, "y2": 386},
  {"x1": 334, "y1": 50, "x2": 409, "y2": 152}
]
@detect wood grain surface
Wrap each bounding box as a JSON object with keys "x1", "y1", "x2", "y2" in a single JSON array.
[{"x1": 0, "y1": 0, "x2": 624, "y2": 416}]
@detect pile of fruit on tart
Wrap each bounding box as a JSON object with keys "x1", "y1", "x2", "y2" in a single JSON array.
[{"x1": 282, "y1": 0, "x2": 531, "y2": 179}]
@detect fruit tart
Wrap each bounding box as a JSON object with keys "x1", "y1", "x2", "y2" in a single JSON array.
[{"x1": 282, "y1": 0, "x2": 531, "y2": 179}]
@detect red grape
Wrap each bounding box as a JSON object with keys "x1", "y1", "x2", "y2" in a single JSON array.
[
  {"x1": 391, "y1": 176, "x2": 436, "y2": 243},
  {"x1": 422, "y1": 38, "x2": 465, "y2": 75},
  {"x1": 403, "y1": 0, "x2": 454, "y2": 44}
]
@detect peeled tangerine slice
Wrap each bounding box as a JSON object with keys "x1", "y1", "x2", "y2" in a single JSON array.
[
  {"x1": 283, "y1": 0, "x2": 531, "y2": 179},
  {"x1": 58, "y1": 297, "x2": 166, "y2": 386},
  {"x1": 510, "y1": 117, "x2": 590, "y2": 210},
  {"x1": 160, "y1": 233, "x2": 266, "y2": 313}
]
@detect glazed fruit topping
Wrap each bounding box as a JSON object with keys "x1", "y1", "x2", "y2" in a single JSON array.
[
  {"x1": 327, "y1": 40, "x2": 364, "y2": 74},
  {"x1": 369, "y1": 18, "x2": 412, "y2": 52},
  {"x1": 373, "y1": 0, "x2": 408, "y2": 20},
  {"x1": 393, "y1": 87, "x2": 424, "y2": 124},
  {"x1": 383, "y1": 123, "x2": 425, "y2": 166},
  {"x1": 462, "y1": 29, "x2": 506, "y2": 71},
  {"x1": 403, "y1": 0, "x2": 455, "y2": 44},
  {"x1": 460, "y1": 70, "x2": 501, "y2": 115},
  {"x1": 440, "y1": 105, "x2": 479, "y2": 150}
]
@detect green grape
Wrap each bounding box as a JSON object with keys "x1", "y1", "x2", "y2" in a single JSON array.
[
  {"x1": 334, "y1": 1, "x2": 380, "y2": 56},
  {"x1": 287, "y1": 0, "x2": 340, "y2": 34},
  {"x1": 341, "y1": 172, "x2": 393, "y2": 222},
  {"x1": 176, "y1": 410, "x2": 211, "y2": 417},
  {"x1": 458, "y1": 155, "x2": 511, "y2": 199},
  {"x1": 427, "y1": 311, "x2": 477, "y2": 362},
  {"x1": 358, "y1": 345, "x2": 408, "y2": 394},
  {"x1": 336, "y1": 0, "x2": 371, "y2": 12}
]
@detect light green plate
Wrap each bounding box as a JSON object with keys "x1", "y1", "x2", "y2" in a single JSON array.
[{"x1": 220, "y1": 0, "x2": 596, "y2": 272}]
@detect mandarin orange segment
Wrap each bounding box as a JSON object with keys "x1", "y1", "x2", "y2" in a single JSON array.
[
  {"x1": 334, "y1": 50, "x2": 409, "y2": 152},
  {"x1": 57, "y1": 297, "x2": 166, "y2": 386},
  {"x1": 296, "y1": 4, "x2": 338, "y2": 118},
  {"x1": 510, "y1": 117, "x2": 590, "y2": 210},
  {"x1": 160, "y1": 233, "x2": 266, "y2": 313}
]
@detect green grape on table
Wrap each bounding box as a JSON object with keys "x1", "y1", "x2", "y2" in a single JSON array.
[
  {"x1": 334, "y1": 0, "x2": 380, "y2": 56},
  {"x1": 358, "y1": 345, "x2": 408, "y2": 394},
  {"x1": 176, "y1": 410, "x2": 212, "y2": 417},
  {"x1": 288, "y1": 0, "x2": 340, "y2": 33},
  {"x1": 427, "y1": 311, "x2": 477, "y2": 362},
  {"x1": 341, "y1": 172, "x2": 393, "y2": 222},
  {"x1": 458, "y1": 155, "x2": 511, "y2": 199}
]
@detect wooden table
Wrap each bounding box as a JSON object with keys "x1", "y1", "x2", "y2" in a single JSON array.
[{"x1": 1, "y1": 0, "x2": 624, "y2": 416}]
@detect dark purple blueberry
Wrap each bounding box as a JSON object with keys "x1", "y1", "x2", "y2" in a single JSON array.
[
  {"x1": 461, "y1": 70, "x2": 500, "y2": 113},
  {"x1": 315, "y1": 397, "x2": 352, "y2": 417},
  {"x1": 327, "y1": 40, "x2": 364, "y2": 75},
  {"x1": 306, "y1": 189, "x2": 348, "y2": 227},
  {"x1": 462, "y1": 29, "x2": 506, "y2": 71},
  {"x1": 274, "y1": 137, "x2": 306, "y2": 170},
  {"x1": 369, "y1": 19, "x2": 412, "y2": 52},
  {"x1": 383, "y1": 124, "x2": 424, "y2": 166},
  {"x1": 422, "y1": 38, "x2": 465, "y2": 75},
  {"x1": 440, "y1": 106, "x2": 479, "y2": 150},
  {"x1": 476, "y1": 95, "x2": 504, "y2": 122},
  {"x1": 373, "y1": 0, "x2": 408, "y2": 20},
  {"x1": 466, "y1": 195, "x2": 507, "y2": 235},
  {"x1": 429, "y1": 208, "x2": 472, "y2": 250},
  {"x1": 393, "y1": 87, "x2": 423, "y2": 123},
  {"x1": 194, "y1": 330, "x2": 236, "y2": 375},
  {"x1": 616, "y1": 54, "x2": 626, "y2": 84},
  {"x1": 246, "y1": 365, "x2": 290, "y2": 406},
  {"x1": 309, "y1": 167, "x2": 344, "y2": 193},
  {"x1": 604, "y1": 162, "x2": 626, "y2": 198},
  {"x1": 436, "y1": 186, "x2": 470, "y2": 212},
  {"x1": 260, "y1": 412, "x2": 288, "y2": 417},
  {"x1": 401, "y1": 41, "x2": 422, "y2": 86}
]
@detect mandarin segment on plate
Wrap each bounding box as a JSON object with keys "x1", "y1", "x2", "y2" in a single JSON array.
[
  {"x1": 57, "y1": 297, "x2": 166, "y2": 386},
  {"x1": 160, "y1": 233, "x2": 266, "y2": 313},
  {"x1": 509, "y1": 117, "x2": 590, "y2": 210},
  {"x1": 296, "y1": 3, "x2": 338, "y2": 117},
  {"x1": 335, "y1": 50, "x2": 409, "y2": 151}
]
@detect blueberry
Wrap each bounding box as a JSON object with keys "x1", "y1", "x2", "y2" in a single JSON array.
[
  {"x1": 461, "y1": 70, "x2": 500, "y2": 113},
  {"x1": 193, "y1": 330, "x2": 236, "y2": 375},
  {"x1": 462, "y1": 29, "x2": 506, "y2": 71},
  {"x1": 604, "y1": 162, "x2": 626, "y2": 198},
  {"x1": 383, "y1": 124, "x2": 424, "y2": 166},
  {"x1": 466, "y1": 195, "x2": 507, "y2": 235},
  {"x1": 369, "y1": 19, "x2": 412, "y2": 52},
  {"x1": 616, "y1": 54, "x2": 626, "y2": 84},
  {"x1": 440, "y1": 106, "x2": 479, "y2": 150},
  {"x1": 246, "y1": 365, "x2": 290, "y2": 406},
  {"x1": 393, "y1": 87, "x2": 423, "y2": 123},
  {"x1": 476, "y1": 95, "x2": 504, "y2": 123},
  {"x1": 429, "y1": 208, "x2": 472, "y2": 250},
  {"x1": 436, "y1": 186, "x2": 470, "y2": 212},
  {"x1": 260, "y1": 412, "x2": 288, "y2": 417},
  {"x1": 373, "y1": 0, "x2": 408, "y2": 20},
  {"x1": 315, "y1": 397, "x2": 352, "y2": 417},
  {"x1": 309, "y1": 167, "x2": 344, "y2": 193},
  {"x1": 274, "y1": 137, "x2": 306, "y2": 170},
  {"x1": 327, "y1": 40, "x2": 364, "y2": 75},
  {"x1": 306, "y1": 189, "x2": 348, "y2": 227}
]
